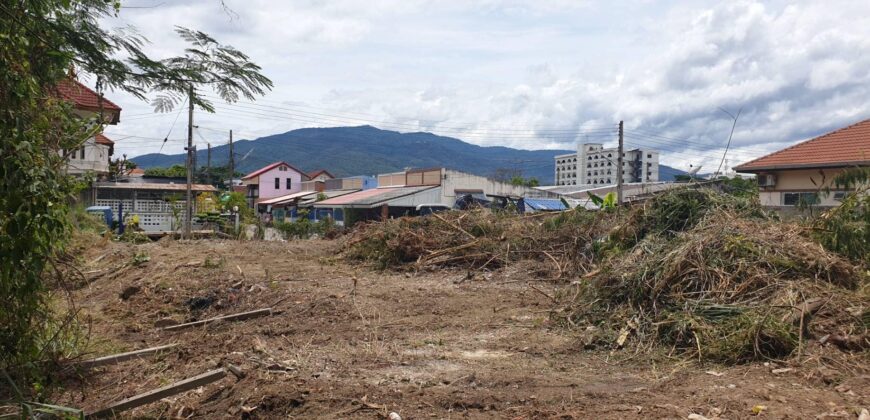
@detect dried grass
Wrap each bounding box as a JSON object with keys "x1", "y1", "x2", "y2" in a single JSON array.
[{"x1": 343, "y1": 208, "x2": 615, "y2": 278}]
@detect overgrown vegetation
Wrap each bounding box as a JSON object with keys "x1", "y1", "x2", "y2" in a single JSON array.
[
  {"x1": 344, "y1": 184, "x2": 867, "y2": 363},
  {"x1": 274, "y1": 210, "x2": 339, "y2": 239},
  {"x1": 813, "y1": 166, "x2": 869, "y2": 264},
  {"x1": 0, "y1": 0, "x2": 271, "y2": 402}
]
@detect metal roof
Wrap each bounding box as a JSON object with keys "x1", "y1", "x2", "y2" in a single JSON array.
[
  {"x1": 94, "y1": 182, "x2": 217, "y2": 192},
  {"x1": 297, "y1": 189, "x2": 359, "y2": 206},
  {"x1": 523, "y1": 198, "x2": 567, "y2": 211},
  {"x1": 258, "y1": 191, "x2": 316, "y2": 205},
  {"x1": 313, "y1": 186, "x2": 436, "y2": 208}
]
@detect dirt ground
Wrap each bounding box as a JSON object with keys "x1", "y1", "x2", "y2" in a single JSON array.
[{"x1": 56, "y1": 237, "x2": 868, "y2": 419}]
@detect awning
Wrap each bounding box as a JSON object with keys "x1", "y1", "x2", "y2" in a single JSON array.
[{"x1": 258, "y1": 191, "x2": 316, "y2": 206}]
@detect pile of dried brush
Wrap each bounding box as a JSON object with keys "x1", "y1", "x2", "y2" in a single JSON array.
[
  {"x1": 558, "y1": 189, "x2": 868, "y2": 363},
  {"x1": 343, "y1": 207, "x2": 617, "y2": 278}
]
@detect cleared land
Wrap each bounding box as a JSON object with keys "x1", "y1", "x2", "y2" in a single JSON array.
[{"x1": 54, "y1": 237, "x2": 867, "y2": 419}]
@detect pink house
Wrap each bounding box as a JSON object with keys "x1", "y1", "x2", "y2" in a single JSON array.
[{"x1": 241, "y1": 161, "x2": 307, "y2": 208}]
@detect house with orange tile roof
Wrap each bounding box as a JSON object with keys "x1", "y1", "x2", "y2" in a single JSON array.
[
  {"x1": 735, "y1": 118, "x2": 870, "y2": 209},
  {"x1": 55, "y1": 78, "x2": 122, "y2": 177}
]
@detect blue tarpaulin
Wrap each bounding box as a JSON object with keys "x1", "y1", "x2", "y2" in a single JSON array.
[{"x1": 523, "y1": 198, "x2": 568, "y2": 212}]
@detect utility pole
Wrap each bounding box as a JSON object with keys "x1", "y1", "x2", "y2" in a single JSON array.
[
  {"x1": 228, "y1": 129, "x2": 234, "y2": 189},
  {"x1": 616, "y1": 120, "x2": 624, "y2": 206},
  {"x1": 207, "y1": 143, "x2": 212, "y2": 186},
  {"x1": 184, "y1": 85, "x2": 194, "y2": 239}
]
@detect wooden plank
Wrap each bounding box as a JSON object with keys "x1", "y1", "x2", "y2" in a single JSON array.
[
  {"x1": 162, "y1": 308, "x2": 272, "y2": 332},
  {"x1": 78, "y1": 344, "x2": 178, "y2": 368},
  {"x1": 88, "y1": 368, "x2": 226, "y2": 418}
]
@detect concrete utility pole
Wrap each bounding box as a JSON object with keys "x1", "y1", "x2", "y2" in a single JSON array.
[
  {"x1": 228, "y1": 129, "x2": 234, "y2": 189},
  {"x1": 184, "y1": 85, "x2": 194, "y2": 239},
  {"x1": 616, "y1": 120, "x2": 624, "y2": 206}
]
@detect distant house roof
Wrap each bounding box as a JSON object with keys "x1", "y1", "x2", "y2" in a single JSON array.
[
  {"x1": 55, "y1": 79, "x2": 122, "y2": 123},
  {"x1": 314, "y1": 186, "x2": 436, "y2": 208},
  {"x1": 95, "y1": 133, "x2": 114, "y2": 146},
  {"x1": 94, "y1": 182, "x2": 217, "y2": 192},
  {"x1": 735, "y1": 118, "x2": 870, "y2": 172},
  {"x1": 242, "y1": 161, "x2": 306, "y2": 180},
  {"x1": 257, "y1": 191, "x2": 317, "y2": 206},
  {"x1": 306, "y1": 169, "x2": 334, "y2": 179},
  {"x1": 128, "y1": 168, "x2": 145, "y2": 177}
]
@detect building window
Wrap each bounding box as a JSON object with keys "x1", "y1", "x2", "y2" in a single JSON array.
[
  {"x1": 647, "y1": 154, "x2": 652, "y2": 158},
  {"x1": 274, "y1": 178, "x2": 280, "y2": 189},
  {"x1": 286, "y1": 178, "x2": 292, "y2": 189},
  {"x1": 833, "y1": 192, "x2": 846, "y2": 201},
  {"x1": 647, "y1": 162, "x2": 652, "y2": 167},
  {"x1": 80, "y1": 147, "x2": 85, "y2": 159},
  {"x1": 279, "y1": 166, "x2": 286, "y2": 171},
  {"x1": 647, "y1": 171, "x2": 652, "y2": 176},
  {"x1": 783, "y1": 192, "x2": 819, "y2": 206}
]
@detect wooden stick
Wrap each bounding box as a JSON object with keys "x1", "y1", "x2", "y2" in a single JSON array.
[
  {"x1": 88, "y1": 368, "x2": 226, "y2": 418},
  {"x1": 162, "y1": 308, "x2": 272, "y2": 331},
  {"x1": 77, "y1": 344, "x2": 178, "y2": 368},
  {"x1": 432, "y1": 213, "x2": 475, "y2": 239}
]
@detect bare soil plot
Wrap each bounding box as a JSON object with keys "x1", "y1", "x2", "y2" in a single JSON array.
[{"x1": 55, "y1": 238, "x2": 868, "y2": 419}]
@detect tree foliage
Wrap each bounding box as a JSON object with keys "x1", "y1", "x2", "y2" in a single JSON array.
[
  {"x1": 0, "y1": 0, "x2": 271, "y2": 392},
  {"x1": 815, "y1": 166, "x2": 870, "y2": 264}
]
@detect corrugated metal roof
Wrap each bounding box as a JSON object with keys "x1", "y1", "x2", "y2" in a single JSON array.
[
  {"x1": 94, "y1": 182, "x2": 217, "y2": 192},
  {"x1": 297, "y1": 189, "x2": 358, "y2": 205},
  {"x1": 258, "y1": 191, "x2": 316, "y2": 205},
  {"x1": 314, "y1": 186, "x2": 436, "y2": 208},
  {"x1": 524, "y1": 198, "x2": 567, "y2": 211}
]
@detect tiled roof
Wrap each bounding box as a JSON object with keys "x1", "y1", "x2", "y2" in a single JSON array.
[
  {"x1": 241, "y1": 161, "x2": 306, "y2": 180},
  {"x1": 735, "y1": 118, "x2": 870, "y2": 171},
  {"x1": 306, "y1": 169, "x2": 334, "y2": 179},
  {"x1": 55, "y1": 79, "x2": 122, "y2": 124},
  {"x1": 95, "y1": 133, "x2": 114, "y2": 145}
]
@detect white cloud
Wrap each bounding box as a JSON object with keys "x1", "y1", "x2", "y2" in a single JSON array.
[{"x1": 103, "y1": 0, "x2": 870, "y2": 173}]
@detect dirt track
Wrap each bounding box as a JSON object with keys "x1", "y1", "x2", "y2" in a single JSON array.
[{"x1": 58, "y1": 238, "x2": 868, "y2": 419}]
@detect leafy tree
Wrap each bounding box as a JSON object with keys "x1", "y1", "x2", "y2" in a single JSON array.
[
  {"x1": 144, "y1": 164, "x2": 188, "y2": 178},
  {"x1": 0, "y1": 0, "x2": 271, "y2": 392},
  {"x1": 510, "y1": 175, "x2": 540, "y2": 187}
]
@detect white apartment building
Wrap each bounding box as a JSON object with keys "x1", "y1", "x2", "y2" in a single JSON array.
[{"x1": 555, "y1": 143, "x2": 659, "y2": 186}]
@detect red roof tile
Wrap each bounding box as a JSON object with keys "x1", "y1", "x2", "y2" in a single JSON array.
[
  {"x1": 735, "y1": 118, "x2": 870, "y2": 171},
  {"x1": 95, "y1": 133, "x2": 114, "y2": 146},
  {"x1": 241, "y1": 161, "x2": 306, "y2": 180},
  {"x1": 55, "y1": 79, "x2": 122, "y2": 123}
]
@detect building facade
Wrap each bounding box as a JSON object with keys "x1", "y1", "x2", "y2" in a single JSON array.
[
  {"x1": 555, "y1": 143, "x2": 659, "y2": 186},
  {"x1": 56, "y1": 79, "x2": 122, "y2": 178},
  {"x1": 241, "y1": 161, "x2": 307, "y2": 208}
]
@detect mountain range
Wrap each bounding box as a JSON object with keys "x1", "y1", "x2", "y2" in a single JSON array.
[{"x1": 130, "y1": 125, "x2": 686, "y2": 184}]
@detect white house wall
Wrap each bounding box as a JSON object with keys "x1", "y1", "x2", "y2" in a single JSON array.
[
  {"x1": 64, "y1": 137, "x2": 111, "y2": 175},
  {"x1": 442, "y1": 170, "x2": 536, "y2": 205}
]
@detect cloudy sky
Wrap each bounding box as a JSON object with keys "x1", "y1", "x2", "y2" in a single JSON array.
[{"x1": 101, "y1": 0, "x2": 870, "y2": 173}]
